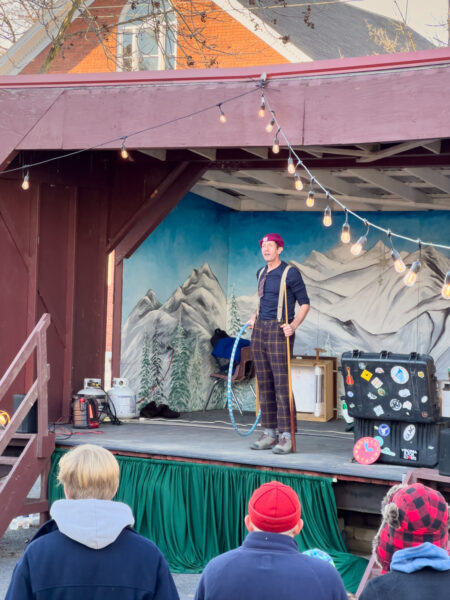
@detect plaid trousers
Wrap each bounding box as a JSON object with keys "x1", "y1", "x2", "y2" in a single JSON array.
[{"x1": 251, "y1": 319, "x2": 295, "y2": 433}]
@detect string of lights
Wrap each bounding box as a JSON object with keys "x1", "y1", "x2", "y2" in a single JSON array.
[
  {"x1": 1, "y1": 75, "x2": 449, "y2": 298},
  {"x1": 259, "y1": 87, "x2": 450, "y2": 299}
]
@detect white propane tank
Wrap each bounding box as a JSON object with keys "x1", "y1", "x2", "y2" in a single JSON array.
[{"x1": 108, "y1": 378, "x2": 137, "y2": 419}]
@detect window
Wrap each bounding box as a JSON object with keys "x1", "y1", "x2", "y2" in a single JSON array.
[{"x1": 118, "y1": 1, "x2": 176, "y2": 71}]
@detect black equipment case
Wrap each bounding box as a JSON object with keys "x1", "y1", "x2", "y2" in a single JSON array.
[
  {"x1": 341, "y1": 350, "x2": 439, "y2": 423},
  {"x1": 354, "y1": 417, "x2": 449, "y2": 467}
]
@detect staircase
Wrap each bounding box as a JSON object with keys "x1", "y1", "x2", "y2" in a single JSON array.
[{"x1": 0, "y1": 313, "x2": 55, "y2": 540}]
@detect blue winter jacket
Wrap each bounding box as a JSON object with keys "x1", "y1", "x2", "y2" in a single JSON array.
[
  {"x1": 194, "y1": 531, "x2": 347, "y2": 600},
  {"x1": 5, "y1": 499, "x2": 179, "y2": 600}
]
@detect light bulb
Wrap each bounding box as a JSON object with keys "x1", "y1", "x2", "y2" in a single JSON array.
[
  {"x1": 441, "y1": 271, "x2": 450, "y2": 299},
  {"x1": 272, "y1": 136, "x2": 280, "y2": 154},
  {"x1": 219, "y1": 107, "x2": 227, "y2": 123},
  {"x1": 22, "y1": 171, "x2": 30, "y2": 190},
  {"x1": 306, "y1": 190, "x2": 315, "y2": 207},
  {"x1": 391, "y1": 249, "x2": 406, "y2": 274},
  {"x1": 341, "y1": 223, "x2": 351, "y2": 244},
  {"x1": 120, "y1": 142, "x2": 129, "y2": 160},
  {"x1": 266, "y1": 118, "x2": 275, "y2": 133},
  {"x1": 350, "y1": 235, "x2": 367, "y2": 256},
  {"x1": 323, "y1": 206, "x2": 332, "y2": 227},
  {"x1": 294, "y1": 174, "x2": 303, "y2": 191},
  {"x1": 287, "y1": 157, "x2": 296, "y2": 175},
  {"x1": 258, "y1": 98, "x2": 265, "y2": 118},
  {"x1": 403, "y1": 260, "x2": 421, "y2": 287}
]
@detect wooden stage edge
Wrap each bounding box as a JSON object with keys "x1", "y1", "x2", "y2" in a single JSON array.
[{"x1": 53, "y1": 413, "x2": 420, "y2": 513}]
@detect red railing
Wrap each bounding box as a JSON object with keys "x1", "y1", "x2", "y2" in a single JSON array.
[{"x1": 0, "y1": 313, "x2": 54, "y2": 539}]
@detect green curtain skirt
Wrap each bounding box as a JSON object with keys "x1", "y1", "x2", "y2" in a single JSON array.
[{"x1": 49, "y1": 449, "x2": 367, "y2": 593}]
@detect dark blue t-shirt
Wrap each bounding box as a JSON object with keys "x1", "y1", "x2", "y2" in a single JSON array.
[{"x1": 257, "y1": 261, "x2": 309, "y2": 321}]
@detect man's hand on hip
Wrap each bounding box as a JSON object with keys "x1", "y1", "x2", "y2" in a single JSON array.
[{"x1": 280, "y1": 323, "x2": 295, "y2": 337}]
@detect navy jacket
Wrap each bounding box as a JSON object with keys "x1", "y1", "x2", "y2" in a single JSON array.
[
  {"x1": 6, "y1": 499, "x2": 179, "y2": 600},
  {"x1": 194, "y1": 531, "x2": 347, "y2": 600}
]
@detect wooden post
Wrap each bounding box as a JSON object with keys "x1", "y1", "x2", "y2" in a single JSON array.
[{"x1": 284, "y1": 285, "x2": 296, "y2": 453}]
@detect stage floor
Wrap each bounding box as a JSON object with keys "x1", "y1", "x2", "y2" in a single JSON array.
[{"x1": 56, "y1": 411, "x2": 408, "y2": 483}]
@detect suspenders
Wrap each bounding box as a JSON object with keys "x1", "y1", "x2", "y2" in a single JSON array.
[{"x1": 257, "y1": 263, "x2": 294, "y2": 322}]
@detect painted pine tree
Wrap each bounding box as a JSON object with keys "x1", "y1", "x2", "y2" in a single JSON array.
[
  {"x1": 149, "y1": 328, "x2": 165, "y2": 405},
  {"x1": 228, "y1": 285, "x2": 242, "y2": 336},
  {"x1": 138, "y1": 332, "x2": 151, "y2": 405},
  {"x1": 168, "y1": 320, "x2": 191, "y2": 411},
  {"x1": 188, "y1": 336, "x2": 205, "y2": 410}
]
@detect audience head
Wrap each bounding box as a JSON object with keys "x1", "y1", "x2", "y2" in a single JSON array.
[
  {"x1": 374, "y1": 482, "x2": 449, "y2": 572},
  {"x1": 245, "y1": 480, "x2": 302, "y2": 536},
  {"x1": 57, "y1": 444, "x2": 120, "y2": 500}
]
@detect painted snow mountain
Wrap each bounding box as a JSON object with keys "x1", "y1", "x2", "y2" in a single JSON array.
[
  {"x1": 121, "y1": 263, "x2": 227, "y2": 397},
  {"x1": 237, "y1": 241, "x2": 450, "y2": 379}
]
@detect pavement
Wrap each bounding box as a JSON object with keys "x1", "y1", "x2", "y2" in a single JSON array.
[{"x1": 0, "y1": 522, "x2": 201, "y2": 600}]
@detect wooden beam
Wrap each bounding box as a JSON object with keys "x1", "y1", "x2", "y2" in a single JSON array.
[
  {"x1": 303, "y1": 146, "x2": 368, "y2": 157},
  {"x1": 107, "y1": 162, "x2": 188, "y2": 253},
  {"x1": 405, "y1": 167, "x2": 450, "y2": 194},
  {"x1": 356, "y1": 139, "x2": 439, "y2": 163},
  {"x1": 348, "y1": 169, "x2": 433, "y2": 204},
  {"x1": 192, "y1": 184, "x2": 241, "y2": 210},
  {"x1": 190, "y1": 148, "x2": 216, "y2": 160},
  {"x1": 310, "y1": 170, "x2": 381, "y2": 200},
  {"x1": 243, "y1": 147, "x2": 269, "y2": 159},
  {"x1": 238, "y1": 169, "x2": 291, "y2": 190},
  {"x1": 114, "y1": 162, "x2": 207, "y2": 262},
  {"x1": 138, "y1": 148, "x2": 167, "y2": 161},
  {"x1": 111, "y1": 260, "x2": 123, "y2": 380}
]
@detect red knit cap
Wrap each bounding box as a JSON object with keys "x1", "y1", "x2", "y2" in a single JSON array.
[
  {"x1": 375, "y1": 483, "x2": 449, "y2": 572},
  {"x1": 259, "y1": 233, "x2": 285, "y2": 247},
  {"x1": 248, "y1": 481, "x2": 301, "y2": 533}
]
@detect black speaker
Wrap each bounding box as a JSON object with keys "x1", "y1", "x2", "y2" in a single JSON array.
[{"x1": 438, "y1": 428, "x2": 450, "y2": 477}]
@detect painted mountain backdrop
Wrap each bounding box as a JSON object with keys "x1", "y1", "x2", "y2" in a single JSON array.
[{"x1": 122, "y1": 242, "x2": 449, "y2": 412}]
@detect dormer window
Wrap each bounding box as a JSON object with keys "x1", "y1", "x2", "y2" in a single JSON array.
[{"x1": 117, "y1": 1, "x2": 176, "y2": 71}]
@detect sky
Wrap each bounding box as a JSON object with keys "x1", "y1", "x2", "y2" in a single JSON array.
[{"x1": 354, "y1": 0, "x2": 448, "y2": 45}]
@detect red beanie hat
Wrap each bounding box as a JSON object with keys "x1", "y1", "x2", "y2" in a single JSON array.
[
  {"x1": 259, "y1": 233, "x2": 285, "y2": 247},
  {"x1": 374, "y1": 483, "x2": 449, "y2": 572},
  {"x1": 248, "y1": 481, "x2": 301, "y2": 533}
]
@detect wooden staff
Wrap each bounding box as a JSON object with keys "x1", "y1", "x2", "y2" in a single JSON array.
[{"x1": 284, "y1": 284, "x2": 296, "y2": 453}]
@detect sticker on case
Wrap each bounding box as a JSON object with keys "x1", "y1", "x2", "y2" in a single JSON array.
[
  {"x1": 347, "y1": 391, "x2": 354, "y2": 398},
  {"x1": 418, "y1": 371, "x2": 425, "y2": 378},
  {"x1": 421, "y1": 395, "x2": 428, "y2": 403},
  {"x1": 402, "y1": 448, "x2": 418, "y2": 461},
  {"x1": 381, "y1": 447, "x2": 395, "y2": 456},
  {"x1": 422, "y1": 411, "x2": 428, "y2": 419},
  {"x1": 345, "y1": 367, "x2": 354, "y2": 385},
  {"x1": 378, "y1": 423, "x2": 390, "y2": 437},
  {"x1": 402, "y1": 401, "x2": 412, "y2": 410},
  {"x1": 399, "y1": 389, "x2": 411, "y2": 398},
  {"x1": 391, "y1": 366, "x2": 410, "y2": 385},
  {"x1": 390, "y1": 398, "x2": 402, "y2": 411},
  {"x1": 361, "y1": 369, "x2": 373, "y2": 381},
  {"x1": 374, "y1": 436, "x2": 384, "y2": 447},
  {"x1": 367, "y1": 392, "x2": 377, "y2": 400},
  {"x1": 403, "y1": 424, "x2": 416, "y2": 442},
  {"x1": 358, "y1": 362, "x2": 367, "y2": 370},
  {"x1": 371, "y1": 377, "x2": 383, "y2": 389},
  {"x1": 375, "y1": 367, "x2": 384, "y2": 374},
  {"x1": 373, "y1": 405, "x2": 384, "y2": 417},
  {"x1": 378, "y1": 388, "x2": 386, "y2": 397}
]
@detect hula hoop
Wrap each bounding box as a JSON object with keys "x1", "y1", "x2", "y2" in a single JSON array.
[{"x1": 227, "y1": 323, "x2": 261, "y2": 436}]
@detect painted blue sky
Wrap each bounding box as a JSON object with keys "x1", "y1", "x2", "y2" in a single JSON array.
[
  {"x1": 123, "y1": 194, "x2": 449, "y2": 319},
  {"x1": 122, "y1": 192, "x2": 229, "y2": 320}
]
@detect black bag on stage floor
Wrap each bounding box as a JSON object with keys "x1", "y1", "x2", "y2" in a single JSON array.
[
  {"x1": 353, "y1": 417, "x2": 449, "y2": 467},
  {"x1": 341, "y1": 350, "x2": 440, "y2": 423}
]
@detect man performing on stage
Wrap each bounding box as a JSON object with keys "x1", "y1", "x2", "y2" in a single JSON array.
[{"x1": 247, "y1": 233, "x2": 310, "y2": 454}]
